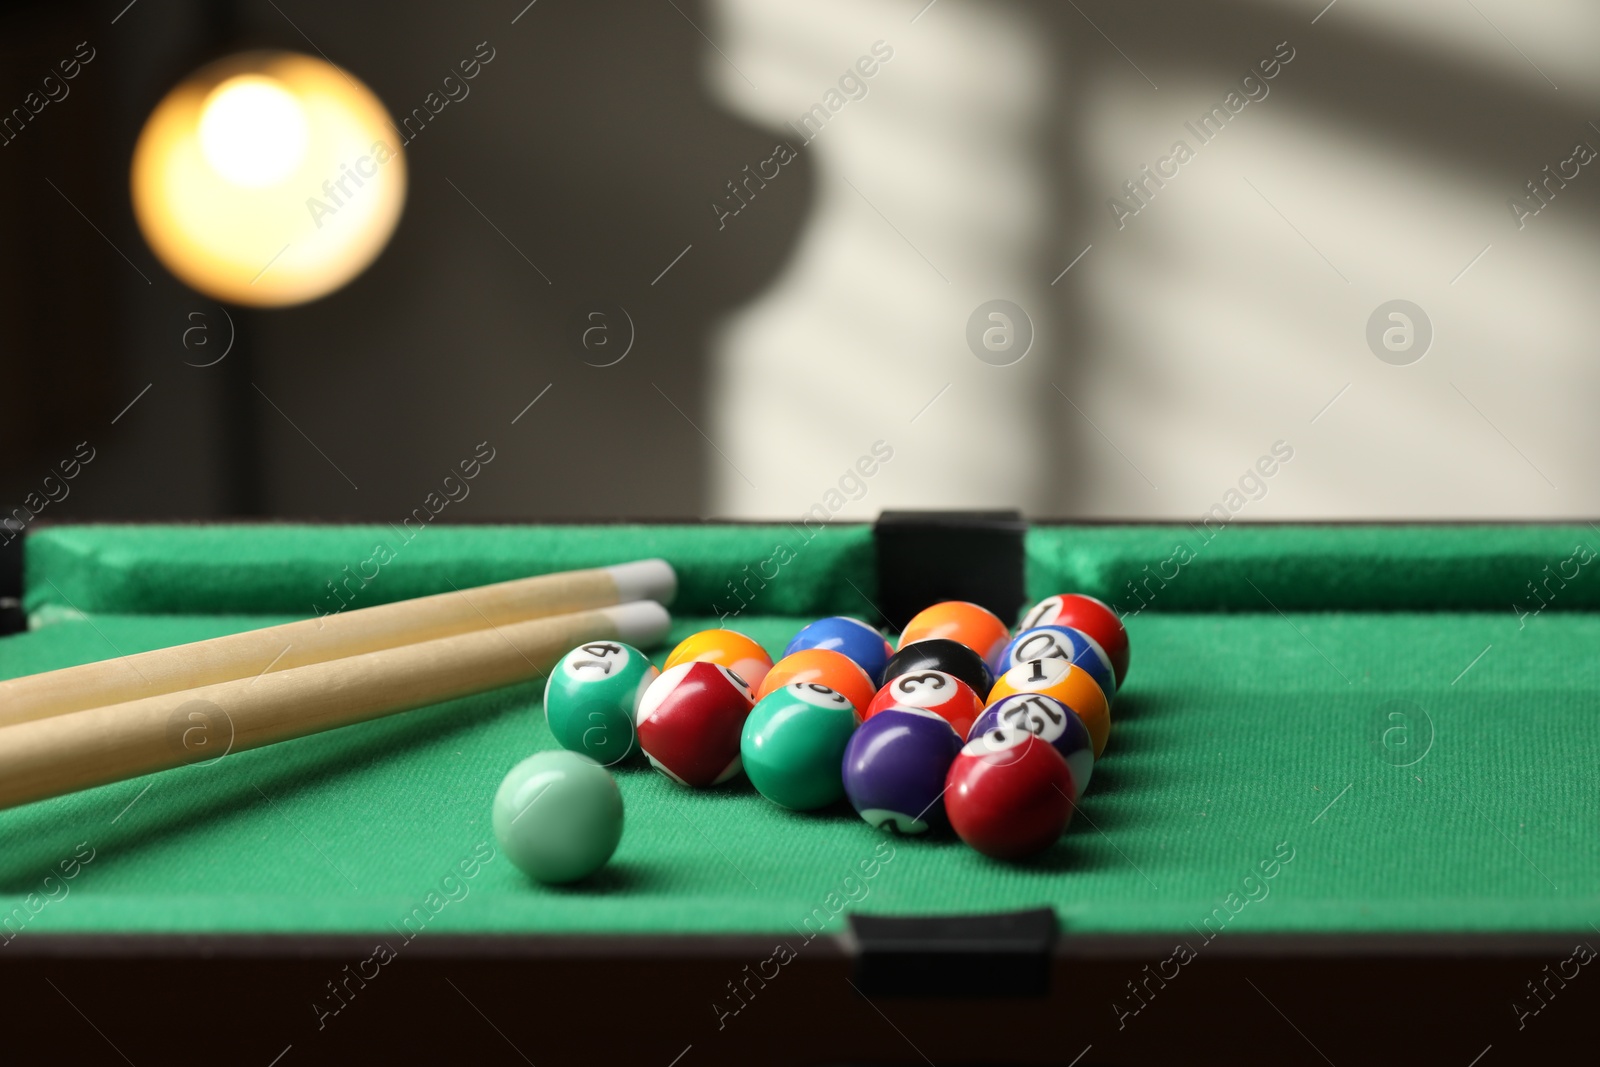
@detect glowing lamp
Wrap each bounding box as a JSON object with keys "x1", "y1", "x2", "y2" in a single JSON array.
[{"x1": 131, "y1": 51, "x2": 405, "y2": 307}]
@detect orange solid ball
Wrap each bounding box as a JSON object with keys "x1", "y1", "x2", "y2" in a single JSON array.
[
  {"x1": 663, "y1": 629, "x2": 773, "y2": 691},
  {"x1": 899, "y1": 601, "x2": 1010, "y2": 665},
  {"x1": 755, "y1": 649, "x2": 876, "y2": 718},
  {"x1": 987, "y1": 659, "x2": 1111, "y2": 758}
]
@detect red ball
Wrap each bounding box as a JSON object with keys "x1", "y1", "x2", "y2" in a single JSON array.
[
  {"x1": 945, "y1": 731, "x2": 1075, "y2": 860},
  {"x1": 865, "y1": 669, "x2": 984, "y2": 738},
  {"x1": 636, "y1": 661, "x2": 755, "y2": 786},
  {"x1": 1018, "y1": 594, "x2": 1128, "y2": 687}
]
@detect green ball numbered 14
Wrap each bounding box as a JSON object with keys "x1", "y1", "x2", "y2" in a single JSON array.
[
  {"x1": 740, "y1": 682, "x2": 859, "y2": 810},
  {"x1": 544, "y1": 641, "x2": 659, "y2": 764}
]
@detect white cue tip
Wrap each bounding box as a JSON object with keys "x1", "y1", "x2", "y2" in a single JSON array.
[
  {"x1": 606, "y1": 559, "x2": 677, "y2": 607},
  {"x1": 602, "y1": 600, "x2": 672, "y2": 648}
]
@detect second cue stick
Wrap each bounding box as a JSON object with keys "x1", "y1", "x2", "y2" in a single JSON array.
[
  {"x1": 0, "y1": 601, "x2": 670, "y2": 812},
  {"x1": 0, "y1": 558, "x2": 676, "y2": 729}
]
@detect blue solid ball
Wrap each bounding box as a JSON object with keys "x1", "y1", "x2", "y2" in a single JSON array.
[
  {"x1": 784, "y1": 616, "x2": 894, "y2": 686},
  {"x1": 993, "y1": 626, "x2": 1116, "y2": 702}
]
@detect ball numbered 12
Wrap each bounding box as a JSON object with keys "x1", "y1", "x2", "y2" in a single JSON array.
[
  {"x1": 544, "y1": 641, "x2": 659, "y2": 764},
  {"x1": 968, "y1": 693, "x2": 1094, "y2": 800},
  {"x1": 988, "y1": 658, "x2": 1111, "y2": 758}
]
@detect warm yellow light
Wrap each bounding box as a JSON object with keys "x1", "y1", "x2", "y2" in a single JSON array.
[
  {"x1": 198, "y1": 75, "x2": 309, "y2": 187},
  {"x1": 131, "y1": 52, "x2": 405, "y2": 307}
]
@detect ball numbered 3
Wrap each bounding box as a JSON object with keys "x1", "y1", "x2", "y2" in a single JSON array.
[
  {"x1": 865, "y1": 669, "x2": 984, "y2": 738},
  {"x1": 988, "y1": 658, "x2": 1110, "y2": 758},
  {"x1": 544, "y1": 641, "x2": 659, "y2": 764},
  {"x1": 636, "y1": 661, "x2": 756, "y2": 787}
]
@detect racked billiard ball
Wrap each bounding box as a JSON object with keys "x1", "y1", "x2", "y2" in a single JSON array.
[
  {"x1": 756, "y1": 649, "x2": 876, "y2": 719},
  {"x1": 664, "y1": 628, "x2": 774, "y2": 691},
  {"x1": 881, "y1": 638, "x2": 993, "y2": 699},
  {"x1": 899, "y1": 600, "x2": 1010, "y2": 665},
  {"x1": 636, "y1": 661, "x2": 755, "y2": 786},
  {"x1": 841, "y1": 706, "x2": 963, "y2": 834},
  {"x1": 1019, "y1": 593, "x2": 1129, "y2": 687},
  {"x1": 740, "y1": 682, "x2": 858, "y2": 810},
  {"x1": 865, "y1": 669, "x2": 985, "y2": 738},
  {"x1": 544, "y1": 641, "x2": 659, "y2": 764},
  {"x1": 968, "y1": 693, "x2": 1094, "y2": 800},
  {"x1": 993, "y1": 626, "x2": 1115, "y2": 702},
  {"x1": 988, "y1": 658, "x2": 1110, "y2": 757},
  {"x1": 783, "y1": 616, "x2": 893, "y2": 686},
  {"x1": 946, "y1": 730, "x2": 1075, "y2": 860},
  {"x1": 493, "y1": 750, "x2": 623, "y2": 883}
]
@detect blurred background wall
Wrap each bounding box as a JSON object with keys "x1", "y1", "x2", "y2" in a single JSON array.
[{"x1": 2, "y1": 0, "x2": 1597, "y2": 542}]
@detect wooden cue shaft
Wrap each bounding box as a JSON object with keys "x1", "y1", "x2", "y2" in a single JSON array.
[
  {"x1": 0, "y1": 558, "x2": 675, "y2": 729},
  {"x1": 0, "y1": 601, "x2": 670, "y2": 812}
]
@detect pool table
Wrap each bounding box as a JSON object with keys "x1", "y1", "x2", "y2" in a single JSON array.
[{"x1": 1, "y1": 519, "x2": 1596, "y2": 1065}]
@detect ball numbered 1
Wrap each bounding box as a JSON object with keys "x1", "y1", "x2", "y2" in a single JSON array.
[
  {"x1": 1019, "y1": 594, "x2": 1129, "y2": 686},
  {"x1": 994, "y1": 626, "x2": 1115, "y2": 702},
  {"x1": 636, "y1": 661, "x2": 756, "y2": 787},
  {"x1": 544, "y1": 641, "x2": 659, "y2": 764},
  {"x1": 988, "y1": 658, "x2": 1110, "y2": 758},
  {"x1": 741, "y1": 683, "x2": 858, "y2": 811},
  {"x1": 865, "y1": 669, "x2": 984, "y2": 738},
  {"x1": 968, "y1": 693, "x2": 1094, "y2": 800}
]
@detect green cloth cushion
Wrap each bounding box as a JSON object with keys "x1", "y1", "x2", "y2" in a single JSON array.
[
  {"x1": 24, "y1": 522, "x2": 876, "y2": 621},
  {"x1": 1026, "y1": 523, "x2": 1600, "y2": 614}
]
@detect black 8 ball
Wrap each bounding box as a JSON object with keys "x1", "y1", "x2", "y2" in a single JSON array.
[{"x1": 881, "y1": 638, "x2": 994, "y2": 699}]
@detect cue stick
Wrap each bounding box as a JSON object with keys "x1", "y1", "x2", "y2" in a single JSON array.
[
  {"x1": 0, "y1": 558, "x2": 676, "y2": 729},
  {"x1": 0, "y1": 600, "x2": 670, "y2": 812}
]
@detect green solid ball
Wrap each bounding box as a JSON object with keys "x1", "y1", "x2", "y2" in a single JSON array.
[
  {"x1": 493, "y1": 750, "x2": 623, "y2": 884},
  {"x1": 543, "y1": 641, "x2": 659, "y2": 764},
  {"x1": 740, "y1": 682, "x2": 859, "y2": 811}
]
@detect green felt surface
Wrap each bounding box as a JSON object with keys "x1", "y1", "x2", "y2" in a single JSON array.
[{"x1": 1, "y1": 524, "x2": 1596, "y2": 940}]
